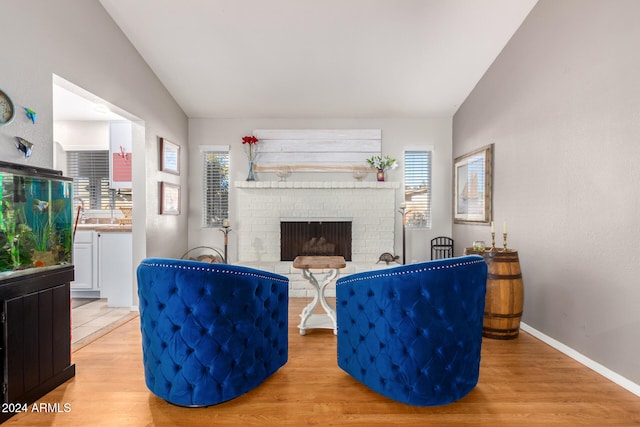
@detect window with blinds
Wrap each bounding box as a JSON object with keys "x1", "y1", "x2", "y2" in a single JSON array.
[
  {"x1": 66, "y1": 150, "x2": 132, "y2": 213},
  {"x1": 202, "y1": 150, "x2": 230, "y2": 227},
  {"x1": 404, "y1": 150, "x2": 432, "y2": 228}
]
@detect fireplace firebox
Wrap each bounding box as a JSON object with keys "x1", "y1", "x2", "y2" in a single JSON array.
[{"x1": 280, "y1": 221, "x2": 352, "y2": 261}]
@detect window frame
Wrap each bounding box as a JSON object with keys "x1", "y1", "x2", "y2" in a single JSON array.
[
  {"x1": 403, "y1": 148, "x2": 433, "y2": 229},
  {"x1": 66, "y1": 150, "x2": 132, "y2": 215},
  {"x1": 201, "y1": 145, "x2": 230, "y2": 228}
]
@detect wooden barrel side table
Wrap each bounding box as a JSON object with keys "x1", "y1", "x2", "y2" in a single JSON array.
[{"x1": 465, "y1": 248, "x2": 524, "y2": 339}]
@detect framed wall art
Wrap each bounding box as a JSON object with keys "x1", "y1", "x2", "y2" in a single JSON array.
[
  {"x1": 160, "y1": 138, "x2": 180, "y2": 175},
  {"x1": 453, "y1": 144, "x2": 493, "y2": 224},
  {"x1": 160, "y1": 182, "x2": 181, "y2": 215}
]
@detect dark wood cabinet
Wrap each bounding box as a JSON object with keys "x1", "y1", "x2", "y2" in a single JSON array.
[{"x1": 0, "y1": 266, "x2": 76, "y2": 423}]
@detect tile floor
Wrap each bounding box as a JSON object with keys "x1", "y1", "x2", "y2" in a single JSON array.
[{"x1": 71, "y1": 299, "x2": 135, "y2": 346}]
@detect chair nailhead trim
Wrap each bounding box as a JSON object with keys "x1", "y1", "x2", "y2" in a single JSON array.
[
  {"x1": 139, "y1": 261, "x2": 289, "y2": 284},
  {"x1": 337, "y1": 258, "x2": 485, "y2": 285}
]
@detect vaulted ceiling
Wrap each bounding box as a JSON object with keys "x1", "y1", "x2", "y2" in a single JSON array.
[{"x1": 98, "y1": 0, "x2": 537, "y2": 119}]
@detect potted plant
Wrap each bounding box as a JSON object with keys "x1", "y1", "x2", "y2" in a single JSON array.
[{"x1": 365, "y1": 155, "x2": 398, "y2": 181}]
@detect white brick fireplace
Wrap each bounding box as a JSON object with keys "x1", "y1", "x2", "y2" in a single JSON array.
[{"x1": 235, "y1": 181, "x2": 400, "y2": 296}]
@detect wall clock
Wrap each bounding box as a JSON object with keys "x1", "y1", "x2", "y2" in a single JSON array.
[{"x1": 0, "y1": 89, "x2": 15, "y2": 126}]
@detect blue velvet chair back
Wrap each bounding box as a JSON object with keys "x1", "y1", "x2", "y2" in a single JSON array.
[
  {"x1": 137, "y1": 258, "x2": 289, "y2": 407},
  {"x1": 336, "y1": 255, "x2": 487, "y2": 406}
]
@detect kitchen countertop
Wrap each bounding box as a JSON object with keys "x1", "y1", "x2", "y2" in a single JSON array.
[{"x1": 74, "y1": 224, "x2": 132, "y2": 232}]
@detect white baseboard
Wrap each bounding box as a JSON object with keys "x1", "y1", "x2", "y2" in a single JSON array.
[{"x1": 520, "y1": 322, "x2": 640, "y2": 397}]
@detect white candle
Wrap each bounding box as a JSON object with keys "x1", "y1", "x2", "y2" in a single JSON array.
[
  {"x1": 222, "y1": 219, "x2": 230, "y2": 227},
  {"x1": 491, "y1": 221, "x2": 495, "y2": 233},
  {"x1": 503, "y1": 221, "x2": 507, "y2": 234}
]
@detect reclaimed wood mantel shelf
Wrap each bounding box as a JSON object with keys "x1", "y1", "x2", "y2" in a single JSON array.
[{"x1": 252, "y1": 129, "x2": 382, "y2": 172}]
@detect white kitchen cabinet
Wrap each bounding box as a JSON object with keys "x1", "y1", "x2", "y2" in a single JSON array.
[
  {"x1": 72, "y1": 228, "x2": 133, "y2": 307},
  {"x1": 71, "y1": 230, "x2": 98, "y2": 294},
  {"x1": 98, "y1": 231, "x2": 133, "y2": 307}
]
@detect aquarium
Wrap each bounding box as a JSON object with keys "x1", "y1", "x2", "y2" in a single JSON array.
[{"x1": 0, "y1": 161, "x2": 73, "y2": 277}]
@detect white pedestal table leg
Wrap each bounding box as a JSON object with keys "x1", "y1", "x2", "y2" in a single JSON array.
[{"x1": 298, "y1": 268, "x2": 339, "y2": 335}]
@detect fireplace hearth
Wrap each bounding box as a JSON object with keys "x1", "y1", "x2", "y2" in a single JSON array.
[{"x1": 281, "y1": 221, "x2": 352, "y2": 261}]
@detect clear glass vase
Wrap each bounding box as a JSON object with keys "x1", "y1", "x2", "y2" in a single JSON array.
[
  {"x1": 472, "y1": 240, "x2": 486, "y2": 251},
  {"x1": 246, "y1": 161, "x2": 256, "y2": 181}
]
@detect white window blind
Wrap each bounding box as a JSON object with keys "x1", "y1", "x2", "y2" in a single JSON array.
[
  {"x1": 66, "y1": 150, "x2": 132, "y2": 213},
  {"x1": 202, "y1": 150, "x2": 230, "y2": 227},
  {"x1": 404, "y1": 150, "x2": 432, "y2": 228}
]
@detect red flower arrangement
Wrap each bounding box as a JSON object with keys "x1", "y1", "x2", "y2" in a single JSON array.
[
  {"x1": 242, "y1": 135, "x2": 259, "y2": 161},
  {"x1": 242, "y1": 135, "x2": 258, "y2": 145}
]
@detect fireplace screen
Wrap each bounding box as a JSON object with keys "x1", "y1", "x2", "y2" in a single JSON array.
[{"x1": 280, "y1": 221, "x2": 352, "y2": 261}]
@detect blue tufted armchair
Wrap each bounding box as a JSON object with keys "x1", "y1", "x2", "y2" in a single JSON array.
[
  {"x1": 336, "y1": 255, "x2": 487, "y2": 406},
  {"x1": 136, "y1": 258, "x2": 289, "y2": 407}
]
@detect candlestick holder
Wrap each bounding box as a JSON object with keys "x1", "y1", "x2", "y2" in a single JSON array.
[
  {"x1": 503, "y1": 232, "x2": 508, "y2": 251},
  {"x1": 398, "y1": 206, "x2": 407, "y2": 264},
  {"x1": 219, "y1": 225, "x2": 231, "y2": 263},
  {"x1": 490, "y1": 232, "x2": 496, "y2": 251}
]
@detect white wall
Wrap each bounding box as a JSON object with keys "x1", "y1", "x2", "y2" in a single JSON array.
[
  {"x1": 1, "y1": 0, "x2": 189, "y2": 304},
  {"x1": 188, "y1": 118, "x2": 452, "y2": 263},
  {"x1": 54, "y1": 121, "x2": 110, "y2": 151},
  {"x1": 53, "y1": 120, "x2": 110, "y2": 176},
  {"x1": 453, "y1": 0, "x2": 640, "y2": 384}
]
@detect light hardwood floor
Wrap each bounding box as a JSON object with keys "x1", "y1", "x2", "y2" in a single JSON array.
[{"x1": 8, "y1": 298, "x2": 640, "y2": 426}]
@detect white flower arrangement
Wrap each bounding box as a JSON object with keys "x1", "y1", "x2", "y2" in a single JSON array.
[{"x1": 366, "y1": 155, "x2": 398, "y2": 170}]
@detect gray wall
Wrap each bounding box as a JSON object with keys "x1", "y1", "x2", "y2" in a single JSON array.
[
  {"x1": 188, "y1": 118, "x2": 452, "y2": 263},
  {"x1": 1, "y1": 0, "x2": 189, "y2": 302},
  {"x1": 453, "y1": 0, "x2": 640, "y2": 384}
]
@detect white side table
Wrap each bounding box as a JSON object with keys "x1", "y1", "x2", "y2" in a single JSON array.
[{"x1": 293, "y1": 256, "x2": 346, "y2": 335}]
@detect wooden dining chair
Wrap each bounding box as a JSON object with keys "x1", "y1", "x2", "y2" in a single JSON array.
[{"x1": 431, "y1": 236, "x2": 454, "y2": 260}]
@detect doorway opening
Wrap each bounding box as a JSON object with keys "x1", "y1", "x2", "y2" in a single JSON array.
[{"x1": 52, "y1": 75, "x2": 143, "y2": 344}]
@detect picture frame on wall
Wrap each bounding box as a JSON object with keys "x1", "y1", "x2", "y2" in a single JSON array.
[
  {"x1": 453, "y1": 144, "x2": 493, "y2": 224},
  {"x1": 160, "y1": 182, "x2": 180, "y2": 215},
  {"x1": 160, "y1": 137, "x2": 180, "y2": 175}
]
